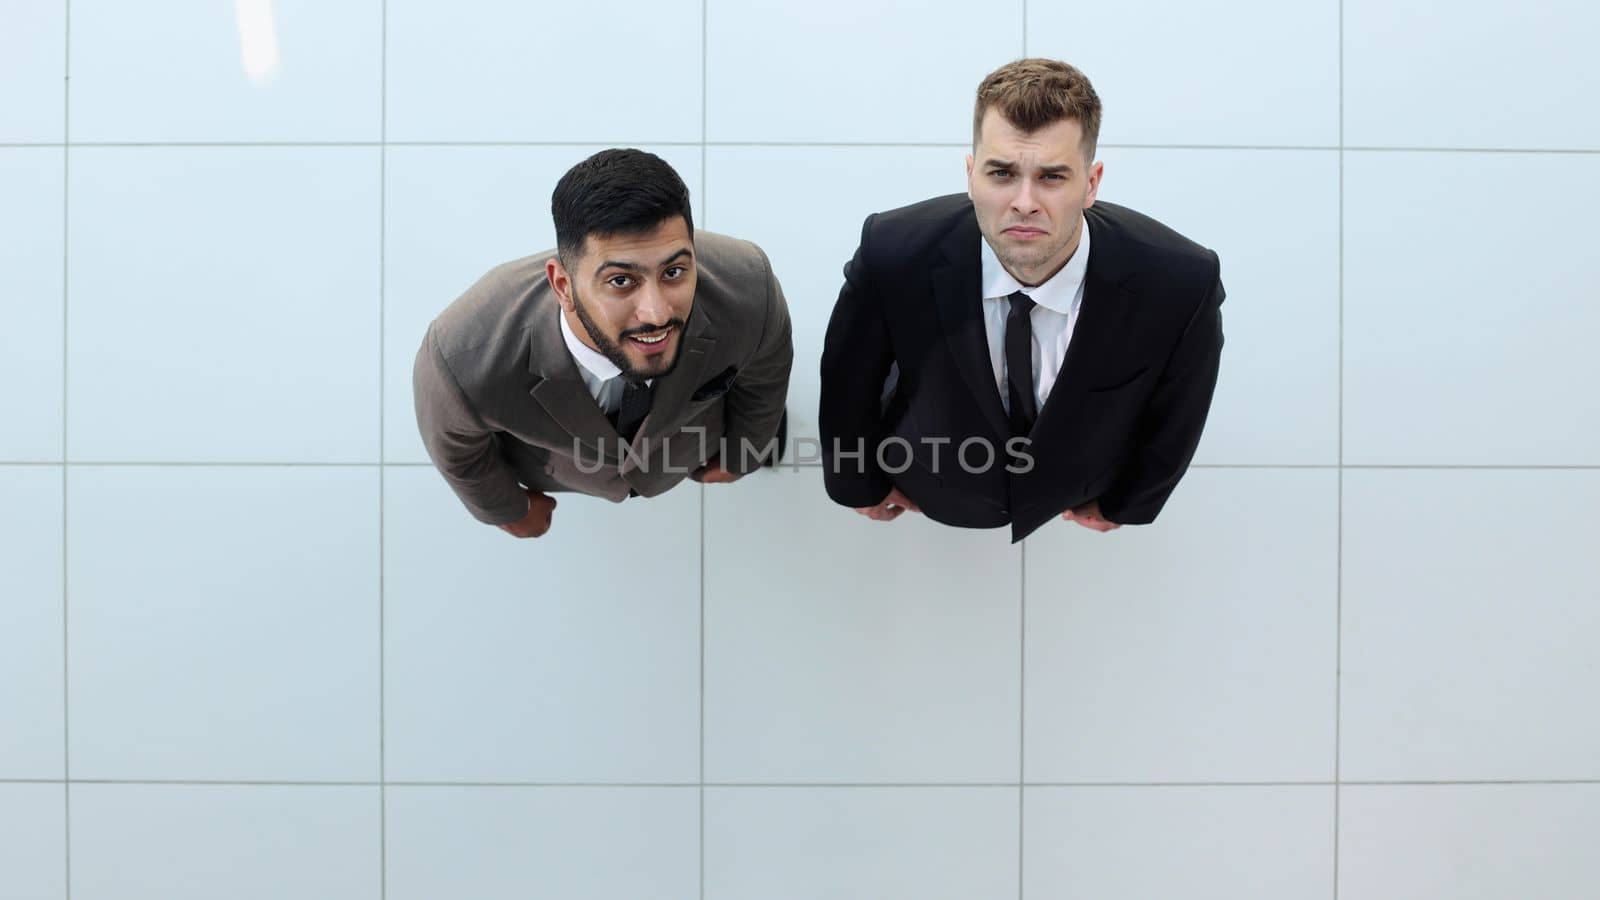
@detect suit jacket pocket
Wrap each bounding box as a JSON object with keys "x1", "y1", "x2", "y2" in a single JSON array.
[
  {"x1": 691, "y1": 365, "x2": 739, "y2": 402},
  {"x1": 1087, "y1": 366, "x2": 1149, "y2": 394}
]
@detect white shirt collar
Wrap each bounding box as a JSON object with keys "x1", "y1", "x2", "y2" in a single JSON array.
[
  {"x1": 558, "y1": 308, "x2": 622, "y2": 383},
  {"x1": 980, "y1": 214, "x2": 1091, "y2": 314}
]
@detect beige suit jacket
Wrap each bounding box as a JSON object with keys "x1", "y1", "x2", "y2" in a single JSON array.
[{"x1": 414, "y1": 230, "x2": 792, "y2": 525}]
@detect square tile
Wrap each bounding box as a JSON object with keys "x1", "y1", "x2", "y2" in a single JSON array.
[
  {"x1": 1095, "y1": 148, "x2": 1339, "y2": 465},
  {"x1": 0, "y1": 783, "x2": 66, "y2": 900},
  {"x1": 384, "y1": 145, "x2": 703, "y2": 462},
  {"x1": 704, "y1": 146, "x2": 964, "y2": 444},
  {"x1": 704, "y1": 466, "x2": 1020, "y2": 783},
  {"x1": 1030, "y1": 0, "x2": 1339, "y2": 147},
  {"x1": 67, "y1": 467, "x2": 380, "y2": 781},
  {"x1": 70, "y1": 784, "x2": 380, "y2": 900},
  {"x1": 0, "y1": 0, "x2": 66, "y2": 142},
  {"x1": 383, "y1": 466, "x2": 700, "y2": 783},
  {"x1": 386, "y1": 0, "x2": 700, "y2": 142},
  {"x1": 1342, "y1": 469, "x2": 1600, "y2": 781},
  {"x1": 69, "y1": 0, "x2": 381, "y2": 142},
  {"x1": 0, "y1": 148, "x2": 65, "y2": 461},
  {"x1": 706, "y1": 787, "x2": 1017, "y2": 900},
  {"x1": 1023, "y1": 786, "x2": 1332, "y2": 900},
  {"x1": 0, "y1": 467, "x2": 65, "y2": 779},
  {"x1": 1344, "y1": 151, "x2": 1600, "y2": 464},
  {"x1": 706, "y1": 0, "x2": 1021, "y2": 143},
  {"x1": 67, "y1": 147, "x2": 380, "y2": 463},
  {"x1": 386, "y1": 786, "x2": 698, "y2": 900},
  {"x1": 1024, "y1": 469, "x2": 1338, "y2": 783},
  {"x1": 1346, "y1": 0, "x2": 1600, "y2": 149},
  {"x1": 1340, "y1": 784, "x2": 1600, "y2": 900}
]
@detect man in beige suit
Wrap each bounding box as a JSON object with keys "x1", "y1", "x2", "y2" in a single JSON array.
[{"x1": 414, "y1": 149, "x2": 793, "y2": 538}]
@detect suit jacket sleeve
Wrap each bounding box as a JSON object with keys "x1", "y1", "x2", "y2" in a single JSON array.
[
  {"x1": 719, "y1": 245, "x2": 794, "y2": 475},
  {"x1": 413, "y1": 322, "x2": 530, "y2": 526},
  {"x1": 818, "y1": 214, "x2": 896, "y2": 507},
  {"x1": 1096, "y1": 255, "x2": 1226, "y2": 525}
]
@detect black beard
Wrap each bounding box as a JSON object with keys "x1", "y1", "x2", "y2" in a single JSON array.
[{"x1": 570, "y1": 284, "x2": 685, "y2": 380}]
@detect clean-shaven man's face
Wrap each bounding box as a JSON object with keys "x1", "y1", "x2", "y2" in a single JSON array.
[
  {"x1": 966, "y1": 107, "x2": 1104, "y2": 286},
  {"x1": 546, "y1": 216, "x2": 697, "y2": 380}
]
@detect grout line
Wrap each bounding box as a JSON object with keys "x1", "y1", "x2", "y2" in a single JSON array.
[
  {"x1": 1341, "y1": 145, "x2": 1600, "y2": 155},
  {"x1": 28, "y1": 461, "x2": 394, "y2": 467},
  {"x1": 61, "y1": 1, "x2": 73, "y2": 896},
  {"x1": 387, "y1": 782, "x2": 704, "y2": 788},
  {"x1": 1335, "y1": 3, "x2": 1345, "y2": 897},
  {"x1": 31, "y1": 141, "x2": 695, "y2": 149},
  {"x1": 0, "y1": 459, "x2": 538, "y2": 467},
  {"x1": 701, "y1": 0, "x2": 709, "y2": 219},
  {"x1": 60, "y1": 141, "x2": 399, "y2": 148},
  {"x1": 1340, "y1": 780, "x2": 1600, "y2": 787},
  {"x1": 1023, "y1": 780, "x2": 1600, "y2": 788},
  {"x1": 53, "y1": 780, "x2": 706, "y2": 788},
  {"x1": 1017, "y1": 539, "x2": 1026, "y2": 900},
  {"x1": 1333, "y1": 464, "x2": 1600, "y2": 470},
  {"x1": 16, "y1": 778, "x2": 1600, "y2": 788},
  {"x1": 1192, "y1": 463, "x2": 1335, "y2": 469},
  {"x1": 378, "y1": 1, "x2": 390, "y2": 897},
  {"x1": 388, "y1": 140, "x2": 707, "y2": 148},
  {"x1": 10, "y1": 461, "x2": 1600, "y2": 471},
  {"x1": 13, "y1": 141, "x2": 1600, "y2": 154}
]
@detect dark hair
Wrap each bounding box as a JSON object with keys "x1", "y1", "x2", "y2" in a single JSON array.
[
  {"x1": 551, "y1": 148, "x2": 694, "y2": 267},
  {"x1": 974, "y1": 58, "x2": 1102, "y2": 163}
]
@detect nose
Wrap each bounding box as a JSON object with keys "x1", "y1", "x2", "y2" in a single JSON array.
[
  {"x1": 1011, "y1": 179, "x2": 1040, "y2": 216},
  {"x1": 633, "y1": 283, "x2": 671, "y2": 327}
]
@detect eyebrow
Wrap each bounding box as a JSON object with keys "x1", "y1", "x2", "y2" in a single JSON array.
[
  {"x1": 598, "y1": 247, "x2": 694, "y2": 273},
  {"x1": 982, "y1": 158, "x2": 1075, "y2": 176}
]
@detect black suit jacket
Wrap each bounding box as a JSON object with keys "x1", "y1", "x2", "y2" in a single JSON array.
[{"x1": 819, "y1": 194, "x2": 1225, "y2": 542}]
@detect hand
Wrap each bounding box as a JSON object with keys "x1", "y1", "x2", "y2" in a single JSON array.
[
  {"x1": 499, "y1": 489, "x2": 557, "y2": 538},
  {"x1": 1061, "y1": 499, "x2": 1120, "y2": 533},
  {"x1": 855, "y1": 487, "x2": 920, "y2": 522},
  {"x1": 690, "y1": 456, "x2": 742, "y2": 485}
]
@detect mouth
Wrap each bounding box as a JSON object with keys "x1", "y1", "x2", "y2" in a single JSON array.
[
  {"x1": 1003, "y1": 226, "x2": 1048, "y2": 239},
  {"x1": 625, "y1": 325, "x2": 676, "y2": 355}
]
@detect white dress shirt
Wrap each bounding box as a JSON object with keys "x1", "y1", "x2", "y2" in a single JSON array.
[
  {"x1": 980, "y1": 215, "x2": 1090, "y2": 414},
  {"x1": 558, "y1": 310, "x2": 651, "y2": 415}
]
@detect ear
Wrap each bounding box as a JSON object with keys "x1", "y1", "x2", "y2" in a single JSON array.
[
  {"x1": 545, "y1": 257, "x2": 575, "y2": 312},
  {"x1": 964, "y1": 153, "x2": 975, "y2": 198},
  {"x1": 1084, "y1": 160, "x2": 1105, "y2": 208}
]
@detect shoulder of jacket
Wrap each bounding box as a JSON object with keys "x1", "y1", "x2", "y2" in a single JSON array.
[
  {"x1": 428, "y1": 252, "x2": 552, "y2": 364},
  {"x1": 1090, "y1": 201, "x2": 1220, "y2": 281}
]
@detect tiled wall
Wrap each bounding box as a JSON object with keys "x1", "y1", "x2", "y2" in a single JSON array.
[{"x1": 3, "y1": 0, "x2": 1598, "y2": 898}]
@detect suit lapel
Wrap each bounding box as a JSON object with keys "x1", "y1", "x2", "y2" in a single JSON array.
[
  {"x1": 932, "y1": 214, "x2": 1011, "y2": 440},
  {"x1": 634, "y1": 305, "x2": 717, "y2": 446},
  {"x1": 527, "y1": 306, "x2": 616, "y2": 460},
  {"x1": 1034, "y1": 208, "x2": 1139, "y2": 428}
]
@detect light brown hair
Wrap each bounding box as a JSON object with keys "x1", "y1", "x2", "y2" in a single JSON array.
[{"x1": 973, "y1": 59, "x2": 1102, "y2": 162}]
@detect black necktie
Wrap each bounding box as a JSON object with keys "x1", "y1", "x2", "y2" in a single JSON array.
[
  {"x1": 611, "y1": 378, "x2": 654, "y2": 443},
  {"x1": 1005, "y1": 290, "x2": 1038, "y2": 436}
]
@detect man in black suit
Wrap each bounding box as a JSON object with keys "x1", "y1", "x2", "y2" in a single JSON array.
[{"x1": 819, "y1": 58, "x2": 1224, "y2": 542}]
